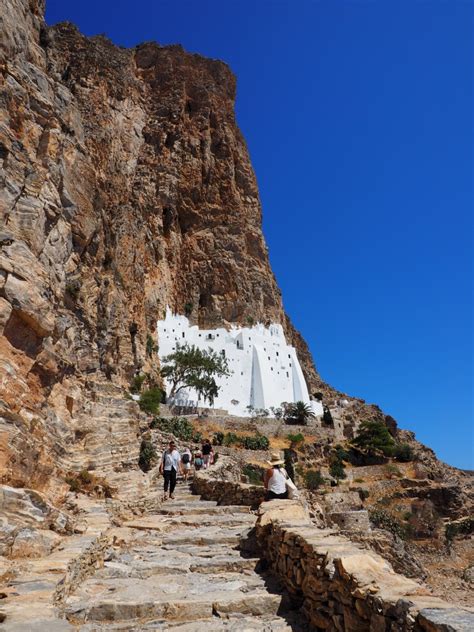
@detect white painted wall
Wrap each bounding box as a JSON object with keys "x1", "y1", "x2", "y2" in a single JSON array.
[{"x1": 157, "y1": 308, "x2": 323, "y2": 418}]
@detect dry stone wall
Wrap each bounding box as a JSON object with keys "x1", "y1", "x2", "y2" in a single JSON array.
[
  {"x1": 192, "y1": 457, "x2": 264, "y2": 508},
  {"x1": 194, "y1": 465, "x2": 473, "y2": 631},
  {"x1": 255, "y1": 501, "x2": 474, "y2": 632}
]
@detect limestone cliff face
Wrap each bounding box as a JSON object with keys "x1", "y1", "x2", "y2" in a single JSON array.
[
  {"x1": 0, "y1": 0, "x2": 318, "y2": 409},
  {"x1": 0, "y1": 0, "x2": 470, "y2": 501}
]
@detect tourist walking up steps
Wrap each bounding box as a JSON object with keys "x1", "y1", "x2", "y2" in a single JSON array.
[
  {"x1": 202, "y1": 439, "x2": 212, "y2": 469},
  {"x1": 264, "y1": 452, "x2": 289, "y2": 501},
  {"x1": 159, "y1": 440, "x2": 182, "y2": 500},
  {"x1": 181, "y1": 447, "x2": 192, "y2": 482}
]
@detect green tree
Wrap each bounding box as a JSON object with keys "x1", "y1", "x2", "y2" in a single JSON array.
[
  {"x1": 285, "y1": 401, "x2": 315, "y2": 425},
  {"x1": 161, "y1": 343, "x2": 231, "y2": 406},
  {"x1": 352, "y1": 421, "x2": 395, "y2": 457}
]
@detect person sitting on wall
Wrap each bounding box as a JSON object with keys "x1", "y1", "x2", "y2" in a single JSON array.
[{"x1": 264, "y1": 453, "x2": 289, "y2": 501}]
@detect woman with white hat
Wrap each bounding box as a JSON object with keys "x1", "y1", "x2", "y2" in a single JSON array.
[{"x1": 264, "y1": 452, "x2": 289, "y2": 501}]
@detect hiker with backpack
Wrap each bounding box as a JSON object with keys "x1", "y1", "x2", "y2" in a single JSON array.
[
  {"x1": 202, "y1": 439, "x2": 212, "y2": 469},
  {"x1": 181, "y1": 447, "x2": 192, "y2": 482},
  {"x1": 159, "y1": 440, "x2": 182, "y2": 500}
]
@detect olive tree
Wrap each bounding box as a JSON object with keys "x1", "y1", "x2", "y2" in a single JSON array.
[{"x1": 161, "y1": 343, "x2": 231, "y2": 406}]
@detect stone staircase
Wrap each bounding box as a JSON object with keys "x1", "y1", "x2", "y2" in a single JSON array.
[
  {"x1": 58, "y1": 379, "x2": 150, "y2": 500},
  {"x1": 62, "y1": 483, "x2": 308, "y2": 631}
]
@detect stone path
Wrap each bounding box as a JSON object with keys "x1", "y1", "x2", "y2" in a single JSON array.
[{"x1": 61, "y1": 482, "x2": 307, "y2": 631}]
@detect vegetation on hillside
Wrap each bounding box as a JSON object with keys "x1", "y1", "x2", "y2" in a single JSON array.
[{"x1": 284, "y1": 401, "x2": 315, "y2": 425}]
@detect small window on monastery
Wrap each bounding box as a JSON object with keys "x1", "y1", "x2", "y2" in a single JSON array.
[
  {"x1": 198, "y1": 334, "x2": 201, "y2": 337},
  {"x1": 288, "y1": 354, "x2": 291, "y2": 358},
  {"x1": 289, "y1": 363, "x2": 292, "y2": 367},
  {"x1": 276, "y1": 351, "x2": 279, "y2": 356},
  {"x1": 268, "y1": 356, "x2": 270, "y2": 361},
  {"x1": 182, "y1": 332, "x2": 185, "y2": 338},
  {"x1": 271, "y1": 367, "x2": 273, "y2": 371},
  {"x1": 286, "y1": 372, "x2": 289, "y2": 378},
  {"x1": 241, "y1": 371, "x2": 243, "y2": 375},
  {"x1": 221, "y1": 350, "x2": 226, "y2": 357}
]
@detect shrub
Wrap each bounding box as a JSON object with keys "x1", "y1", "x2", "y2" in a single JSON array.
[
  {"x1": 151, "y1": 416, "x2": 194, "y2": 441},
  {"x1": 352, "y1": 421, "x2": 395, "y2": 457},
  {"x1": 384, "y1": 464, "x2": 403, "y2": 479},
  {"x1": 78, "y1": 469, "x2": 93, "y2": 485},
  {"x1": 354, "y1": 478, "x2": 365, "y2": 483},
  {"x1": 393, "y1": 443, "x2": 414, "y2": 462},
  {"x1": 329, "y1": 459, "x2": 346, "y2": 482},
  {"x1": 287, "y1": 432, "x2": 305, "y2": 447},
  {"x1": 242, "y1": 464, "x2": 264, "y2": 486},
  {"x1": 222, "y1": 432, "x2": 240, "y2": 447},
  {"x1": 139, "y1": 387, "x2": 162, "y2": 415},
  {"x1": 146, "y1": 334, "x2": 158, "y2": 358},
  {"x1": 138, "y1": 439, "x2": 157, "y2": 472},
  {"x1": 242, "y1": 434, "x2": 270, "y2": 451},
  {"x1": 213, "y1": 432, "x2": 224, "y2": 446},
  {"x1": 358, "y1": 488, "x2": 370, "y2": 501},
  {"x1": 445, "y1": 517, "x2": 474, "y2": 542},
  {"x1": 334, "y1": 445, "x2": 350, "y2": 462},
  {"x1": 192, "y1": 431, "x2": 203, "y2": 443},
  {"x1": 130, "y1": 374, "x2": 146, "y2": 394},
  {"x1": 304, "y1": 469, "x2": 325, "y2": 490},
  {"x1": 369, "y1": 509, "x2": 406, "y2": 539},
  {"x1": 65, "y1": 470, "x2": 113, "y2": 497},
  {"x1": 66, "y1": 476, "x2": 81, "y2": 493},
  {"x1": 283, "y1": 448, "x2": 295, "y2": 480},
  {"x1": 184, "y1": 302, "x2": 193, "y2": 317},
  {"x1": 65, "y1": 280, "x2": 81, "y2": 300}
]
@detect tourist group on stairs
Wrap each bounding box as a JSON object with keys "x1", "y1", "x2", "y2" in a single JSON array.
[{"x1": 159, "y1": 439, "x2": 215, "y2": 500}]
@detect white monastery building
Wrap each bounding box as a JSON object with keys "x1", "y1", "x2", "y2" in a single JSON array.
[{"x1": 157, "y1": 308, "x2": 323, "y2": 418}]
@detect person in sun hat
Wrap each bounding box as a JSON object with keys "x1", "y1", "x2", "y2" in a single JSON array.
[{"x1": 263, "y1": 452, "x2": 289, "y2": 500}]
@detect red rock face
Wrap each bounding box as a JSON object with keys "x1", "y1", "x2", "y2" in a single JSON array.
[{"x1": 1, "y1": 1, "x2": 320, "y2": 406}]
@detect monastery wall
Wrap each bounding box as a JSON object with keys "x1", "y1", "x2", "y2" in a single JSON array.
[{"x1": 157, "y1": 309, "x2": 323, "y2": 417}]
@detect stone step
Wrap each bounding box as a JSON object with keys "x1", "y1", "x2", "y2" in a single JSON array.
[
  {"x1": 97, "y1": 550, "x2": 260, "y2": 578},
  {"x1": 161, "y1": 526, "x2": 253, "y2": 547},
  {"x1": 77, "y1": 612, "x2": 304, "y2": 631},
  {"x1": 65, "y1": 572, "x2": 287, "y2": 624},
  {"x1": 157, "y1": 503, "x2": 253, "y2": 516}
]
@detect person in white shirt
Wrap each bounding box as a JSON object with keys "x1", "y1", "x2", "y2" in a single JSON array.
[
  {"x1": 264, "y1": 452, "x2": 289, "y2": 500},
  {"x1": 159, "y1": 440, "x2": 182, "y2": 500}
]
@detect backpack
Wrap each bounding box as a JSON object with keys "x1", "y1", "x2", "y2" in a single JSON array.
[
  {"x1": 194, "y1": 457, "x2": 203, "y2": 467},
  {"x1": 182, "y1": 453, "x2": 190, "y2": 464}
]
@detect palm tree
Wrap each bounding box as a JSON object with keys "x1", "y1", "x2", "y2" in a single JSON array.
[{"x1": 286, "y1": 401, "x2": 315, "y2": 425}]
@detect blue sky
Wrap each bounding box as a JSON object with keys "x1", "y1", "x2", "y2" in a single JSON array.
[{"x1": 45, "y1": 0, "x2": 473, "y2": 469}]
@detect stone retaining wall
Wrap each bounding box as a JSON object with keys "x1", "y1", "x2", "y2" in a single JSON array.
[
  {"x1": 195, "y1": 463, "x2": 473, "y2": 631},
  {"x1": 192, "y1": 457, "x2": 264, "y2": 508},
  {"x1": 255, "y1": 500, "x2": 473, "y2": 632}
]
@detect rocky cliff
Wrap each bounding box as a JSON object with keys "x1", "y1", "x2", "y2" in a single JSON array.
[
  {"x1": 0, "y1": 1, "x2": 471, "y2": 497},
  {"x1": 2, "y1": 0, "x2": 303, "y2": 385}
]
